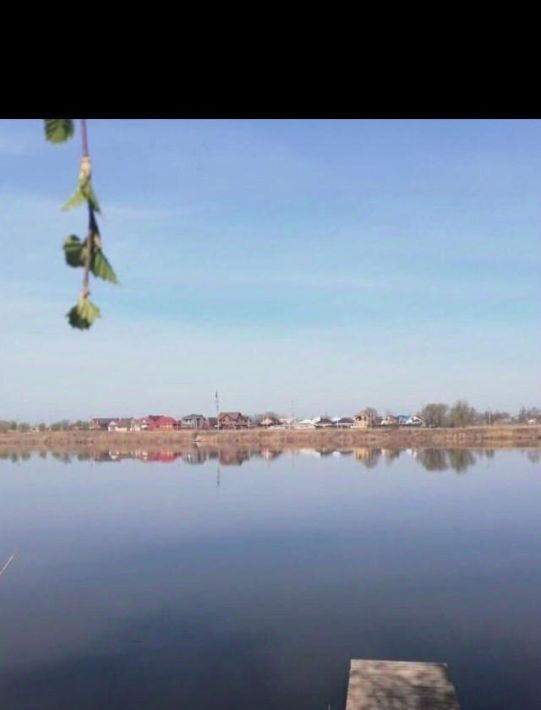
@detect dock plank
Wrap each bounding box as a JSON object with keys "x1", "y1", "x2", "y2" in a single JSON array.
[{"x1": 345, "y1": 659, "x2": 461, "y2": 710}]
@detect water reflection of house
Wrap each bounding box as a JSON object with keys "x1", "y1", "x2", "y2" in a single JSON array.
[
  {"x1": 182, "y1": 450, "x2": 208, "y2": 464},
  {"x1": 317, "y1": 448, "x2": 337, "y2": 456},
  {"x1": 260, "y1": 448, "x2": 283, "y2": 460},
  {"x1": 147, "y1": 451, "x2": 179, "y2": 462},
  {"x1": 354, "y1": 447, "x2": 382, "y2": 467},
  {"x1": 218, "y1": 449, "x2": 250, "y2": 466},
  {"x1": 382, "y1": 448, "x2": 401, "y2": 461},
  {"x1": 133, "y1": 450, "x2": 150, "y2": 461},
  {"x1": 94, "y1": 451, "x2": 121, "y2": 462}
]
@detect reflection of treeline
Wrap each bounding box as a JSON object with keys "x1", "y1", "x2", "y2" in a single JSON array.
[
  {"x1": 0, "y1": 451, "x2": 33, "y2": 462},
  {"x1": 415, "y1": 449, "x2": 477, "y2": 472},
  {"x1": 1, "y1": 447, "x2": 540, "y2": 470},
  {"x1": 351, "y1": 447, "x2": 517, "y2": 473},
  {"x1": 413, "y1": 448, "x2": 500, "y2": 472}
]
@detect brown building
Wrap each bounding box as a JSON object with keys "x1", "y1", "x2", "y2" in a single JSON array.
[
  {"x1": 352, "y1": 413, "x2": 370, "y2": 429},
  {"x1": 181, "y1": 414, "x2": 209, "y2": 429},
  {"x1": 90, "y1": 418, "x2": 114, "y2": 431},
  {"x1": 218, "y1": 412, "x2": 250, "y2": 429}
]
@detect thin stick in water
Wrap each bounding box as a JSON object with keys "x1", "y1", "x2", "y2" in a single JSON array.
[{"x1": 0, "y1": 553, "x2": 15, "y2": 577}]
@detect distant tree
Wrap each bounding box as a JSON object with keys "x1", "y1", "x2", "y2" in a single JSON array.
[
  {"x1": 362, "y1": 407, "x2": 378, "y2": 424},
  {"x1": 72, "y1": 420, "x2": 90, "y2": 431},
  {"x1": 518, "y1": 406, "x2": 541, "y2": 423},
  {"x1": 448, "y1": 400, "x2": 477, "y2": 428},
  {"x1": 50, "y1": 420, "x2": 71, "y2": 431},
  {"x1": 490, "y1": 411, "x2": 511, "y2": 424},
  {"x1": 417, "y1": 403, "x2": 449, "y2": 428}
]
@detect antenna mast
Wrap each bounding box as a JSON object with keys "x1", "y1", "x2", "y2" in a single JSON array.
[{"x1": 215, "y1": 391, "x2": 220, "y2": 430}]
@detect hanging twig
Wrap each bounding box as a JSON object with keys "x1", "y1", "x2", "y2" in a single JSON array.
[{"x1": 44, "y1": 118, "x2": 118, "y2": 329}]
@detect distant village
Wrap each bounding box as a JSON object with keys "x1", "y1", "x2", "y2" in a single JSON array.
[
  {"x1": 88, "y1": 412, "x2": 426, "y2": 432},
  {"x1": 84, "y1": 404, "x2": 541, "y2": 432},
  {"x1": 1, "y1": 403, "x2": 540, "y2": 433}
]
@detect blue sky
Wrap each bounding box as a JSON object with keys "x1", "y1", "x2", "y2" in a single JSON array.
[{"x1": 0, "y1": 119, "x2": 539, "y2": 420}]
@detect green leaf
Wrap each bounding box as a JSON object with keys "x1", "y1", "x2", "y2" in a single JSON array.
[
  {"x1": 44, "y1": 119, "x2": 74, "y2": 144},
  {"x1": 62, "y1": 184, "x2": 86, "y2": 211},
  {"x1": 81, "y1": 179, "x2": 101, "y2": 213},
  {"x1": 92, "y1": 249, "x2": 118, "y2": 283},
  {"x1": 63, "y1": 235, "x2": 85, "y2": 268},
  {"x1": 62, "y1": 176, "x2": 101, "y2": 213},
  {"x1": 62, "y1": 235, "x2": 117, "y2": 283},
  {"x1": 67, "y1": 305, "x2": 90, "y2": 329},
  {"x1": 78, "y1": 297, "x2": 101, "y2": 323},
  {"x1": 66, "y1": 298, "x2": 101, "y2": 330}
]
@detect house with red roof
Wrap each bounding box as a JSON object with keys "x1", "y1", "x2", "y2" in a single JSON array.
[{"x1": 135, "y1": 415, "x2": 179, "y2": 431}]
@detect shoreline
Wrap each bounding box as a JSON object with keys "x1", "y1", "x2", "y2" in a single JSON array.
[{"x1": 0, "y1": 425, "x2": 540, "y2": 454}]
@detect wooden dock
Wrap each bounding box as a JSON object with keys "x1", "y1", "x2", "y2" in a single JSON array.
[{"x1": 345, "y1": 660, "x2": 461, "y2": 709}]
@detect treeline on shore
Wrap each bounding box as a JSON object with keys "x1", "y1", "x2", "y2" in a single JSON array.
[
  {"x1": 1, "y1": 401, "x2": 540, "y2": 433},
  {"x1": 414, "y1": 402, "x2": 540, "y2": 428}
]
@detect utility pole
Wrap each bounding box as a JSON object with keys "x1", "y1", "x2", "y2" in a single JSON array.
[{"x1": 215, "y1": 391, "x2": 220, "y2": 430}]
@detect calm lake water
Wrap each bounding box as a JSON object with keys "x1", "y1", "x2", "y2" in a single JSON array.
[{"x1": 0, "y1": 448, "x2": 540, "y2": 709}]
